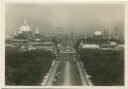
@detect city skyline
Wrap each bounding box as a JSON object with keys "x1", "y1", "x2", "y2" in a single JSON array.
[
  {"x1": 6, "y1": 3, "x2": 124, "y2": 37},
  {"x1": 5, "y1": 3, "x2": 125, "y2": 86}
]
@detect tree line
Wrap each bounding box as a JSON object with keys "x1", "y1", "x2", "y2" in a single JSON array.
[
  {"x1": 79, "y1": 49, "x2": 124, "y2": 86},
  {"x1": 5, "y1": 48, "x2": 55, "y2": 85}
]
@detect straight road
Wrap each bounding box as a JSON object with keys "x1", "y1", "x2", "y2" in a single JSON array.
[
  {"x1": 63, "y1": 61, "x2": 71, "y2": 86},
  {"x1": 44, "y1": 51, "x2": 92, "y2": 86},
  {"x1": 52, "y1": 52, "x2": 83, "y2": 86}
]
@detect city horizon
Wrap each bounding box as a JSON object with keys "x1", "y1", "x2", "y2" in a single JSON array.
[
  {"x1": 5, "y1": 3, "x2": 124, "y2": 37},
  {"x1": 5, "y1": 3, "x2": 124, "y2": 86}
]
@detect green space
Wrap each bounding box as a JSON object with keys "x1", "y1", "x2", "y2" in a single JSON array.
[
  {"x1": 5, "y1": 48, "x2": 55, "y2": 85},
  {"x1": 79, "y1": 49, "x2": 124, "y2": 86}
]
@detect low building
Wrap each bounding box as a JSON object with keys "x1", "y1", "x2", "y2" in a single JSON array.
[
  {"x1": 33, "y1": 42, "x2": 54, "y2": 51},
  {"x1": 82, "y1": 44, "x2": 100, "y2": 49},
  {"x1": 117, "y1": 44, "x2": 124, "y2": 50}
]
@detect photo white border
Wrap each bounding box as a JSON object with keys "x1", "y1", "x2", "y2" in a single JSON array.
[{"x1": 0, "y1": 1, "x2": 128, "y2": 89}]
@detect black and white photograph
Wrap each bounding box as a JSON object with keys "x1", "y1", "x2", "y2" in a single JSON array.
[{"x1": 4, "y1": 3, "x2": 124, "y2": 86}]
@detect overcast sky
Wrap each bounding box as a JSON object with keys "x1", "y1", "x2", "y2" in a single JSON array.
[{"x1": 5, "y1": 3, "x2": 124, "y2": 36}]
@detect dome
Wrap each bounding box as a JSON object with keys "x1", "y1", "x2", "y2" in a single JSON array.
[
  {"x1": 19, "y1": 18, "x2": 31, "y2": 32},
  {"x1": 94, "y1": 31, "x2": 102, "y2": 36},
  {"x1": 18, "y1": 30, "x2": 22, "y2": 33},
  {"x1": 36, "y1": 30, "x2": 39, "y2": 34},
  {"x1": 20, "y1": 25, "x2": 31, "y2": 32}
]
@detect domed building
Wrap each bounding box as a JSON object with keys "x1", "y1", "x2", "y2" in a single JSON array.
[
  {"x1": 19, "y1": 19, "x2": 31, "y2": 32},
  {"x1": 13, "y1": 18, "x2": 42, "y2": 43},
  {"x1": 94, "y1": 31, "x2": 102, "y2": 36},
  {"x1": 94, "y1": 31, "x2": 102, "y2": 39},
  {"x1": 16, "y1": 19, "x2": 33, "y2": 40}
]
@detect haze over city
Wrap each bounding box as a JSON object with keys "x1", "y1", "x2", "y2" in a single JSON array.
[
  {"x1": 6, "y1": 4, "x2": 124, "y2": 37},
  {"x1": 5, "y1": 3, "x2": 125, "y2": 86}
]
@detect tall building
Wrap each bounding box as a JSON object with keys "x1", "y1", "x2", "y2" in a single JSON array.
[
  {"x1": 34, "y1": 27, "x2": 41, "y2": 41},
  {"x1": 69, "y1": 30, "x2": 74, "y2": 49},
  {"x1": 114, "y1": 27, "x2": 119, "y2": 39}
]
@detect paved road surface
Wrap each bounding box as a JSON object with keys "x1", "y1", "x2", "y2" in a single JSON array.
[
  {"x1": 63, "y1": 61, "x2": 71, "y2": 86},
  {"x1": 52, "y1": 53, "x2": 83, "y2": 86}
]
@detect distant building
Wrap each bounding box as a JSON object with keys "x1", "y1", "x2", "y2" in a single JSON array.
[
  {"x1": 15, "y1": 19, "x2": 33, "y2": 40},
  {"x1": 101, "y1": 41, "x2": 118, "y2": 50},
  {"x1": 114, "y1": 27, "x2": 120, "y2": 40},
  {"x1": 79, "y1": 42, "x2": 100, "y2": 49},
  {"x1": 82, "y1": 44, "x2": 100, "y2": 49},
  {"x1": 94, "y1": 31, "x2": 102, "y2": 36},
  {"x1": 93, "y1": 31, "x2": 102, "y2": 40},
  {"x1": 33, "y1": 42, "x2": 54, "y2": 51},
  {"x1": 117, "y1": 44, "x2": 124, "y2": 50},
  {"x1": 34, "y1": 27, "x2": 41, "y2": 41},
  {"x1": 5, "y1": 19, "x2": 56, "y2": 52},
  {"x1": 14, "y1": 19, "x2": 41, "y2": 42}
]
